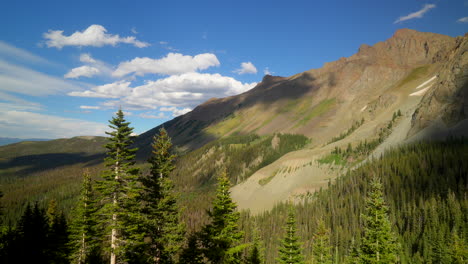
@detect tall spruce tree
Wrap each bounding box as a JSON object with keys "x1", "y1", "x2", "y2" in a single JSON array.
[
  {"x1": 359, "y1": 177, "x2": 398, "y2": 264},
  {"x1": 18, "y1": 202, "x2": 49, "y2": 264},
  {"x1": 96, "y1": 109, "x2": 139, "y2": 264},
  {"x1": 46, "y1": 199, "x2": 70, "y2": 264},
  {"x1": 312, "y1": 220, "x2": 332, "y2": 264},
  {"x1": 178, "y1": 234, "x2": 204, "y2": 264},
  {"x1": 69, "y1": 170, "x2": 99, "y2": 264},
  {"x1": 277, "y1": 206, "x2": 304, "y2": 264},
  {"x1": 200, "y1": 169, "x2": 245, "y2": 264},
  {"x1": 246, "y1": 228, "x2": 264, "y2": 264},
  {"x1": 138, "y1": 127, "x2": 185, "y2": 264}
]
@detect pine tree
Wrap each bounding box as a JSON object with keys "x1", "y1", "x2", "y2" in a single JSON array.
[
  {"x1": 312, "y1": 220, "x2": 332, "y2": 264},
  {"x1": 345, "y1": 237, "x2": 360, "y2": 264},
  {"x1": 18, "y1": 202, "x2": 49, "y2": 264},
  {"x1": 46, "y1": 199, "x2": 70, "y2": 264},
  {"x1": 69, "y1": 170, "x2": 99, "y2": 264},
  {"x1": 449, "y1": 231, "x2": 468, "y2": 264},
  {"x1": 138, "y1": 128, "x2": 185, "y2": 264},
  {"x1": 277, "y1": 206, "x2": 304, "y2": 264},
  {"x1": 246, "y1": 228, "x2": 264, "y2": 264},
  {"x1": 96, "y1": 109, "x2": 139, "y2": 264},
  {"x1": 200, "y1": 169, "x2": 245, "y2": 264},
  {"x1": 179, "y1": 234, "x2": 204, "y2": 264},
  {"x1": 359, "y1": 177, "x2": 398, "y2": 263}
]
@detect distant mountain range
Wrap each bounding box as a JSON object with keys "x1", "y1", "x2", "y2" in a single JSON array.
[{"x1": 0, "y1": 137, "x2": 51, "y2": 146}]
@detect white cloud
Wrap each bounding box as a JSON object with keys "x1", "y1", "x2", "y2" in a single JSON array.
[
  {"x1": 80, "y1": 105, "x2": 100, "y2": 110},
  {"x1": 80, "y1": 53, "x2": 97, "y2": 64},
  {"x1": 69, "y1": 72, "x2": 256, "y2": 110},
  {"x1": 0, "y1": 59, "x2": 84, "y2": 96},
  {"x1": 69, "y1": 81, "x2": 132, "y2": 98},
  {"x1": 160, "y1": 106, "x2": 192, "y2": 117},
  {"x1": 43, "y1": 24, "x2": 150, "y2": 49},
  {"x1": 159, "y1": 41, "x2": 168, "y2": 45},
  {"x1": 0, "y1": 41, "x2": 51, "y2": 65},
  {"x1": 264, "y1": 67, "x2": 273, "y2": 75},
  {"x1": 457, "y1": 17, "x2": 468, "y2": 23},
  {"x1": 131, "y1": 27, "x2": 138, "y2": 34},
  {"x1": 64, "y1": 65, "x2": 100, "y2": 79},
  {"x1": 139, "y1": 112, "x2": 168, "y2": 119},
  {"x1": 234, "y1": 62, "x2": 257, "y2": 75},
  {"x1": 394, "y1": 4, "x2": 436, "y2": 24},
  {"x1": 79, "y1": 53, "x2": 113, "y2": 77},
  {"x1": 0, "y1": 91, "x2": 42, "y2": 112},
  {"x1": 0, "y1": 110, "x2": 107, "y2": 138},
  {"x1": 112, "y1": 53, "x2": 220, "y2": 77}
]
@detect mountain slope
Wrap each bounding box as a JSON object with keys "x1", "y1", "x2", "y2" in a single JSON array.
[
  {"x1": 0, "y1": 137, "x2": 50, "y2": 146},
  {"x1": 1, "y1": 28, "x2": 467, "y2": 220},
  {"x1": 137, "y1": 29, "x2": 462, "y2": 156}
]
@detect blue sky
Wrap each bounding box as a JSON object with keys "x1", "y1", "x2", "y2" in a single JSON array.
[{"x1": 0, "y1": 0, "x2": 466, "y2": 139}]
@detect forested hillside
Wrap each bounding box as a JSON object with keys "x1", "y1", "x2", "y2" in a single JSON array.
[
  {"x1": 0, "y1": 110, "x2": 467, "y2": 263},
  {"x1": 240, "y1": 139, "x2": 468, "y2": 263}
]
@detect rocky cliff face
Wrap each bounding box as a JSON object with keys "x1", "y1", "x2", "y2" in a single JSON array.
[{"x1": 410, "y1": 34, "x2": 468, "y2": 135}]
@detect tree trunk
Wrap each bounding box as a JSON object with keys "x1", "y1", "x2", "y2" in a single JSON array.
[{"x1": 111, "y1": 161, "x2": 119, "y2": 264}]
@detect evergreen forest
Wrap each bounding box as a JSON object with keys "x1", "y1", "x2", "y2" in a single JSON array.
[{"x1": 0, "y1": 110, "x2": 467, "y2": 264}]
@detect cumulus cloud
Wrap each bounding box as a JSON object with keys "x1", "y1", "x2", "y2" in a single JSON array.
[
  {"x1": 160, "y1": 106, "x2": 192, "y2": 117},
  {"x1": 458, "y1": 17, "x2": 468, "y2": 23},
  {"x1": 394, "y1": 4, "x2": 436, "y2": 24},
  {"x1": 234, "y1": 62, "x2": 257, "y2": 75},
  {"x1": 112, "y1": 53, "x2": 220, "y2": 77},
  {"x1": 64, "y1": 65, "x2": 100, "y2": 79},
  {"x1": 80, "y1": 105, "x2": 100, "y2": 110},
  {"x1": 64, "y1": 53, "x2": 113, "y2": 79},
  {"x1": 69, "y1": 72, "x2": 256, "y2": 110},
  {"x1": 0, "y1": 110, "x2": 107, "y2": 138},
  {"x1": 43, "y1": 24, "x2": 150, "y2": 49},
  {"x1": 264, "y1": 67, "x2": 273, "y2": 75},
  {"x1": 69, "y1": 81, "x2": 132, "y2": 98}
]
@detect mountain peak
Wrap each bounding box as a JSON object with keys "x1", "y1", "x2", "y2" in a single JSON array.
[{"x1": 393, "y1": 28, "x2": 418, "y2": 38}]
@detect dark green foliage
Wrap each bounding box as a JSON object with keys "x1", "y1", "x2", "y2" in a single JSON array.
[
  {"x1": 246, "y1": 243, "x2": 263, "y2": 264},
  {"x1": 69, "y1": 170, "x2": 100, "y2": 264},
  {"x1": 95, "y1": 109, "x2": 140, "y2": 262},
  {"x1": 277, "y1": 207, "x2": 304, "y2": 264},
  {"x1": 46, "y1": 199, "x2": 70, "y2": 264},
  {"x1": 179, "y1": 234, "x2": 204, "y2": 264},
  {"x1": 0, "y1": 136, "x2": 107, "y2": 224},
  {"x1": 449, "y1": 231, "x2": 468, "y2": 263},
  {"x1": 312, "y1": 220, "x2": 332, "y2": 264},
  {"x1": 137, "y1": 128, "x2": 185, "y2": 263},
  {"x1": 199, "y1": 170, "x2": 246, "y2": 263},
  {"x1": 246, "y1": 228, "x2": 265, "y2": 264},
  {"x1": 240, "y1": 139, "x2": 467, "y2": 263},
  {"x1": 359, "y1": 177, "x2": 398, "y2": 263},
  {"x1": 13, "y1": 203, "x2": 50, "y2": 263}
]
